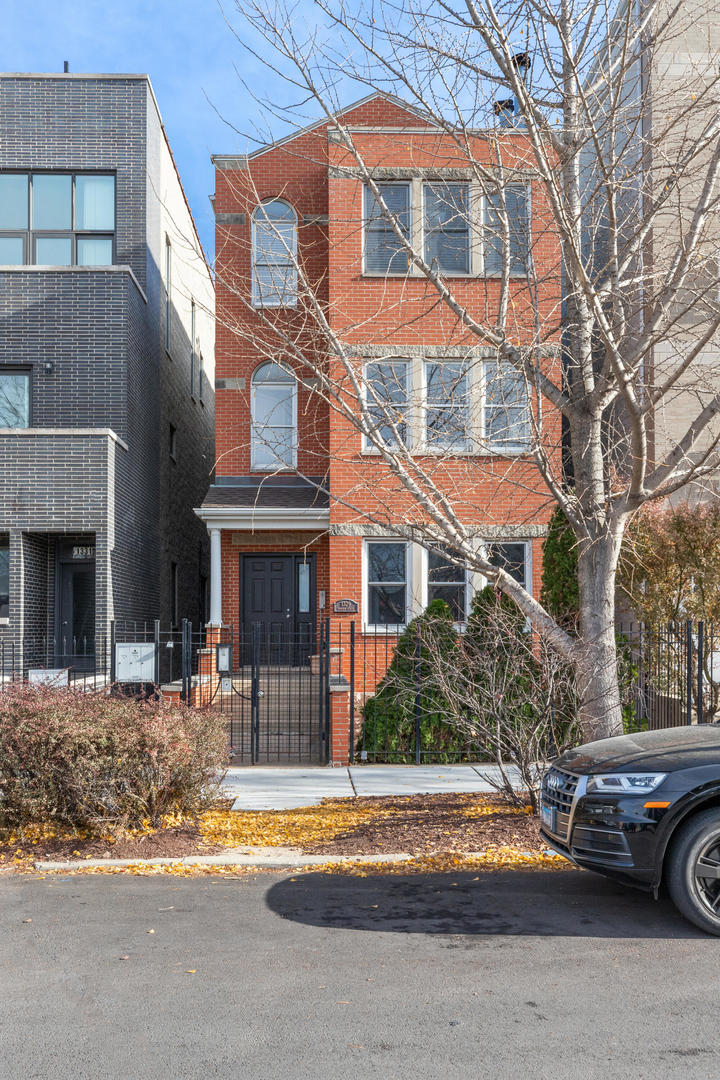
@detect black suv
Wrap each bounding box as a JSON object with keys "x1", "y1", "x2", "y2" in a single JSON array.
[{"x1": 539, "y1": 725, "x2": 720, "y2": 934}]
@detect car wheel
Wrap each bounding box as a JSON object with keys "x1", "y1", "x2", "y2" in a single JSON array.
[{"x1": 667, "y1": 808, "x2": 720, "y2": 935}]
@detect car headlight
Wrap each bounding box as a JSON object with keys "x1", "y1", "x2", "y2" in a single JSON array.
[{"x1": 586, "y1": 773, "x2": 667, "y2": 795}]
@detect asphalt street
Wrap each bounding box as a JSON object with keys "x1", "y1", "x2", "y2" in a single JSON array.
[{"x1": 1, "y1": 868, "x2": 717, "y2": 1080}]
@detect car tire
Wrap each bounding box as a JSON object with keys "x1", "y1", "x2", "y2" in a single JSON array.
[{"x1": 666, "y1": 808, "x2": 720, "y2": 935}]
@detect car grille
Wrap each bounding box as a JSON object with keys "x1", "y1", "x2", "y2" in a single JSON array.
[{"x1": 540, "y1": 767, "x2": 579, "y2": 841}]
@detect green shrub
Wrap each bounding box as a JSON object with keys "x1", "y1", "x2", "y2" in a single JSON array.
[
  {"x1": 0, "y1": 684, "x2": 228, "y2": 829},
  {"x1": 540, "y1": 505, "x2": 579, "y2": 629},
  {"x1": 359, "y1": 599, "x2": 476, "y2": 762}
]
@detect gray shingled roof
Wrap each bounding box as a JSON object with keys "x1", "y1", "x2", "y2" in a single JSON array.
[{"x1": 201, "y1": 476, "x2": 329, "y2": 510}]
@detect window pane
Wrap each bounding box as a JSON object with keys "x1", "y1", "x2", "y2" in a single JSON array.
[
  {"x1": 364, "y1": 184, "x2": 410, "y2": 274},
  {"x1": 251, "y1": 425, "x2": 295, "y2": 467},
  {"x1": 428, "y1": 584, "x2": 465, "y2": 620},
  {"x1": 366, "y1": 362, "x2": 408, "y2": 445},
  {"x1": 298, "y1": 563, "x2": 311, "y2": 613},
  {"x1": 32, "y1": 174, "x2": 72, "y2": 229},
  {"x1": 426, "y1": 362, "x2": 467, "y2": 403},
  {"x1": 253, "y1": 384, "x2": 294, "y2": 427},
  {"x1": 257, "y1": 199, "x2": 296, "y2": 222},
  {"x1": 0, "y1": 174, "x2": 28, "y2": 228},
  {"x1": 488, "y1": 543, "x2": 526, "y2": 587},
  {"x1": 426, "y1": 362, "x2": 469, "y2": 448},
  {"x1": 253, "y1": 362, "x2": 294, "y2": 384},
  {"x1": 368, "y1": 542, "x2": 406, "y2": 583},
  {"x1": 485, "y1": 185, "x2": 529, "y2": 275},
  {"x1": 0, "y1": 236, "x2": 24, "y2": 264},
  {"x1": 75, "y1": 175, "x2": 115, "y2": 230},
  {"x1": 255, "y1": 219, "x2": 295, "y2": 260},
  {"x1": 369, "y1": 584, "x2": 406, "y2": 625},
  {"x1": 253, "y1": 263, "x2": 298, "y2": 306},
  {"x1": 77, "y1": 236, "x2": 113, "y2": 265},
  {"x1": 0, "y1": 538, "x2": 8, "y2": 619},
  {"x1": 424, "y1": 184, "x2": 469, "y2": 273},
  {"x1": 428, "y1": 549, "x2": 464, "y2": 583},
  {"x1": 35, "y1": 237, "x2": 72, "y2": 265},
  {"x1": 485, "y1": 364, "x2": 530, "y2": 447},
  {"x1": 426, "y1": 406, "x2": 469, "y2": 448},
  {"x1": 0, "y1": 373, "x2": 29, "y2": 428}
]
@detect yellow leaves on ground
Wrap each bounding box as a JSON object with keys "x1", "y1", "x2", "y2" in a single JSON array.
[{"x1": 198, "y1": 799, "x2": 397, "y2": 850}]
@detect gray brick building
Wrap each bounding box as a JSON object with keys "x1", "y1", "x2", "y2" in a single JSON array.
[{"x1": 0, "y1": 73, "x2": 215, "y2": 672}]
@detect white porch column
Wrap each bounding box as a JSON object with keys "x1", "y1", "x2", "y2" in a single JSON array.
[{"x1": 209, "y1": 527, "x2": 223, "y2": 626}]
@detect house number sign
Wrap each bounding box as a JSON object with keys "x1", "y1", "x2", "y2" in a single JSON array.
[
  {"x1": 72, "y1": 546, "x2": 95, "y2": 559},
  {"x1": 333, "y1": 598, "x2": 359, "y2": 614}
]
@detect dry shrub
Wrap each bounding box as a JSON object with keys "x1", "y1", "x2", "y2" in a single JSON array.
[{"x1": 0, "y1": 683, "x2": 228, "y2": 829}]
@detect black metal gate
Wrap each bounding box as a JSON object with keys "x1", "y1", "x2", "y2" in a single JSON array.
[{"x1": 214, "y1": 622, "x2": 331, "y2": 764}]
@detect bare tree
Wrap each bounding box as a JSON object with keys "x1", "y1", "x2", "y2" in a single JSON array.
[{"x1": 212, "y1": 0, "x2": 720, "y2": 740}]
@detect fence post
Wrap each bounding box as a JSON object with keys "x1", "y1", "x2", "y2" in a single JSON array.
[
  {"x1": 154, "y1": 619, "x2": 160, "y2": 686},
  {"x1": 110, "y1": 621, "x2": 116, "y2": 683},
  {"x1": 324, "y1": 617, "x2": 331, "y2": 765},
  {"x1": 180, "y1": 619, "x2": 188, "y2": 703},
  {"x1": 349, "y1": 621, "x2": 356, "y2": 764},
  {"x1": 698, "y1": 620, "x2": 704, "y2": 725},
  {"x1": 414, "y1": 628, "x2": 421, "y2": 766},
  {"x1": 686, "y1": 620, "x2": 693, "y2": 726}
]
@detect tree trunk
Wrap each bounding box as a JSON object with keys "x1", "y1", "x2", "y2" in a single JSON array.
[{"x1": 575, "y1": 535, "x2": 625, "y2": 741}]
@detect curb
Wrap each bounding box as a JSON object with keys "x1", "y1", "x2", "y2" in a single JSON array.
[
  {"x1": 34, "y1": 851, "x2": 417, "y2": 871},
  {"x1": 33, "y1": 848, "x2": 562, "y2": 872}
]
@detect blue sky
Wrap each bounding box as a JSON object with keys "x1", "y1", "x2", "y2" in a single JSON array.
[{"x1": 1, "y1": 0, "x2": 317, "y2": 257}]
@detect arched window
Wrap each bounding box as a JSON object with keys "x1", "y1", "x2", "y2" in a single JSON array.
[
  {"x1": 251, "y1": 199, "x2": 298, "y2": 307},
  {"x1": 251, "y1": 362, "x2": 297, "y2": 469}
]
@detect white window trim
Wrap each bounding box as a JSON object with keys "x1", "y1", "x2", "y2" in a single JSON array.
[
  {"x1": 362, "y1": 358, "x2": 412, "y2": 452},
  {"x1": 361, "y1": 182, "x2": 413, "y2": 277},
  {"x1": 362, "y1": 538, "x2": 412, "y2": 632},
  {"x1": 251, "y1": 199, "x2": 298, "y2": 308},
  {"x1": 250, "y1": 363, "x2": 298, "y2": 472}
]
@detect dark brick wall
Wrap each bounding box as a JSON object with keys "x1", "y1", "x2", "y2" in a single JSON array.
[{"x1": 0, "y1": 74, "x2": 215, "y2": 651}]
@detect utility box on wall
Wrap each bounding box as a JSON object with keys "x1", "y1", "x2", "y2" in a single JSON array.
[{"x1": 115, "y1": 643, "x2": 157, "y2": 683}]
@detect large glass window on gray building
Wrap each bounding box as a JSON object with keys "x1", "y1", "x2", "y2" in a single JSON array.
[{"x1": 0, "y1": 172, "x2": 115, "y2": 266}]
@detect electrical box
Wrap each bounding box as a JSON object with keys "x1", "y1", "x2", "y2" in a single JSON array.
[{"x1": 115, "y1": 643, "x2": 157, "y2": 683}]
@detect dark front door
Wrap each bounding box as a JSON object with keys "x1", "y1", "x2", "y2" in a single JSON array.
[
  {"x1": 58, "y1": 559, "x2": 96, "y2": 670},
  {"x1": 241, "y1": 553, "x2": 316, "y2": 664}
]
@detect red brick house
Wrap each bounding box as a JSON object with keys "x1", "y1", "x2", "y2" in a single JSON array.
[{"x1": 196, "y1": 94, "x2": 562, "y2": 763}]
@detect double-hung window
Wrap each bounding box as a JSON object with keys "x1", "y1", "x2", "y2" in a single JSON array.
[
  {"x1": 487, "y1": 542, "x2": 529, "y2": 589},
  {"x1": 0, "y1": 535, "x2": 8, "y2": 620},
  {"x1": 251, "y1": 362, "x2": 297, "y2": 469},
  {"x1": 365, "y1": 360, "x2": 410, "y2": 448},
  {"x1": 425, "y1": 360, "x2": 470, "y2": 449},
  {"x1": 484, "y1": 184, "x2": 529, "y2": 276},
  {"x1": 364, "y1": 184, "x2": 410, "y2": 274},
  {"x1": 0, "y1": 172, "x2": 115, "y2": 266},
  {"x1": 366, "y1": 541, "x2": 408, "y2": 626},
  {"x1": 483, "y1": 362, "x2": 530, "y2": 451},
  {"x1": 0, "y1": 370, "x2": 30, "y2": 428},
  {"x1": 424, "y1": 183, "x2": 470, "y2": 274},
  {"x1": 428, "y1": 547, "x2": 467, "y2": 621},
  {"x1": 251, "y1": 199, "x2": 298, "y2": 307}
]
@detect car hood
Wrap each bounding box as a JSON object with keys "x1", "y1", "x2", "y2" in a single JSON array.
[{"x1": 554, "y1": 725, "x2": 720, "y2": 774}]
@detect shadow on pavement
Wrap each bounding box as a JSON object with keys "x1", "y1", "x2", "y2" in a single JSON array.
[{"x1": 266, "y1": 868, "x2": 706, "y2": 938}]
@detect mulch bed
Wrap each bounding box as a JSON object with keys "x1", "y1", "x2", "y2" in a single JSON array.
[
  {"x1": 302, "y1": 794, "x2": 543, "y2": 856},
  {"x1": 0, "y1": 793, "x2": 543, "y2": 866}
]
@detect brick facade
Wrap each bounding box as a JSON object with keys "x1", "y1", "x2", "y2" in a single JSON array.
[{"x1": 202, "y1": 94, "x2": 562, "y2": 759}]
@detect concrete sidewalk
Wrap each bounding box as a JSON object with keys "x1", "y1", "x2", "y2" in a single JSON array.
[{"x1": 221, "y1": 764, "x2": 521, "y2": 810}]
